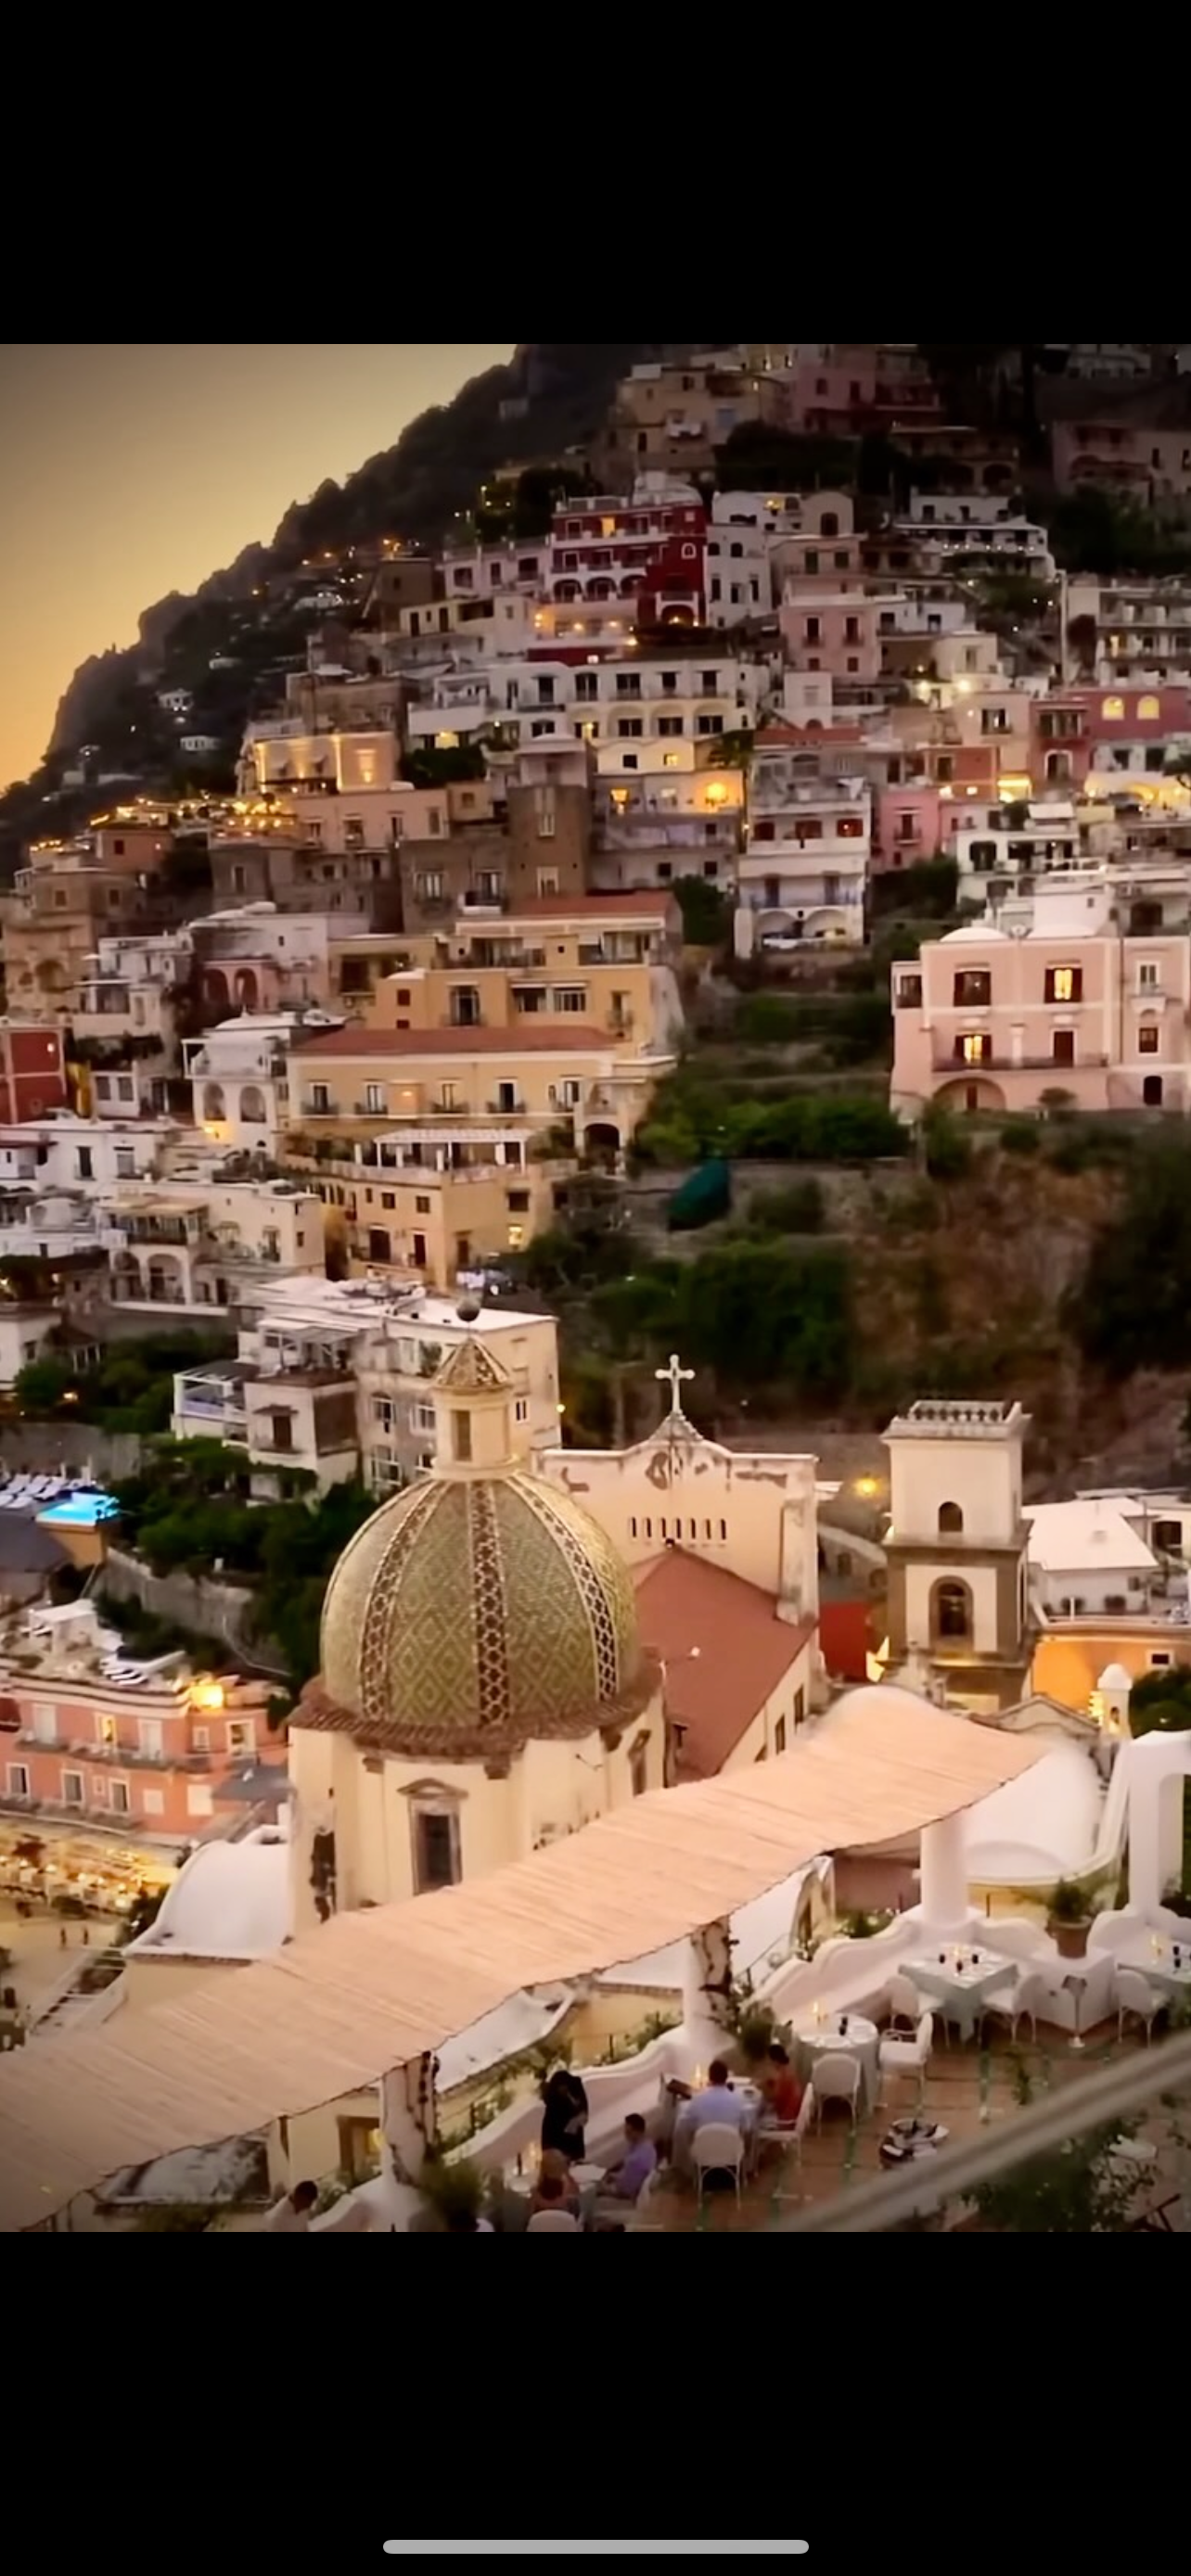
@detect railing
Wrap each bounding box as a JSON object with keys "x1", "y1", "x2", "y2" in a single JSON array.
[{"x1": 932, "y1": 1051, "x2": 1110, "y2": 1072}]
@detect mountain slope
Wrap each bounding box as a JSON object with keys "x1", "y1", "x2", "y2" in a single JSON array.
[{"x1": 41, "y1": 344, "x2": 666, "y2": 774}]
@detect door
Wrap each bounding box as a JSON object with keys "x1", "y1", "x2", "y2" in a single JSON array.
[
  {"x1": 1051, "y1": 1029, "x2": 1075, "y2": 1066},
  {"x1": 367, "y1": 1228, "x2": 391, "y2": 1264}
]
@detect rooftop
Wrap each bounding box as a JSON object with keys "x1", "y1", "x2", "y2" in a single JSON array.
[
  {"x1": 1025, "y1": 1499, "x2": 1158, "y2": 1575},
  {"x1": 127, "y1": 1826, "x2": 291, "y2": 1964},
  {"x1": 634, "y1": 1549, "x2": 815, "y2": 1777},
  {"x1": 290, "y1": 1024, "x2": 609, "y2": 1058}
]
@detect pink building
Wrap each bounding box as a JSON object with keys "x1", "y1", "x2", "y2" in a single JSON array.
[
  {"x1": 1, "y1": 1663, "x2": 283, "y2": 1854},
  {"x1": 1031, "y1": 682, "x2": 1191, "y2": 791},
  {"x1": 891, "y1": 879, "x2": 1191, "y2": 1117},
  {"x1": 779, "y1": 589, "x2": 882, "y2": 682},
  {"x1": 786, "y1": 345, "x2": 940, "y2": 438},
  {"x1": 874, "y1": 784, "x2": 943, "y2": 870}
]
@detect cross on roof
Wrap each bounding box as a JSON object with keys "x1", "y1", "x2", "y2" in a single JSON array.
[{"x1": 656, "y1": 1353, "x2": 695, "y2": 1414}]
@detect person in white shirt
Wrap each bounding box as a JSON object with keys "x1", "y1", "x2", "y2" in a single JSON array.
[
  {"x1": 678, "y1": 2060, "x2": 749, "y2": 2138},
  {"x1": 264, "y1": 2179, "x2": 318, "y2": 2232}
]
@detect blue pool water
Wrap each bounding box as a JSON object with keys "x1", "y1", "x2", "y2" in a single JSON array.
[{"x1": 39, "y1": 1493, "x2": 120, "y2": 1527}]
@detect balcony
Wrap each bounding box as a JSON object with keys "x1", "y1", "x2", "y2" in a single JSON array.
[{"x1": 931, "y1": 1050, "x2": 1110, "y2": 1073}]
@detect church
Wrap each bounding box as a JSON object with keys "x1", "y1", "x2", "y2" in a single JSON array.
[{"x1": 288, "y1": 1331, "x2": 826, "y2": 1928}]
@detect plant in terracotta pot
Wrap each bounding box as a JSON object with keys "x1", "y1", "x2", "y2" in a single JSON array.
[{"x1": 1047, "y1": 1877, "x2": 1093, "y2": 1960}]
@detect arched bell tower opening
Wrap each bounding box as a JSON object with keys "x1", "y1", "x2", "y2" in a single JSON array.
[{"x1": 883, "y1": 1399, "x2": 1033, "y2": 1713}]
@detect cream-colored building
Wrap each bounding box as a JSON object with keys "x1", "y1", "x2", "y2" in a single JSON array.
[
  {"x1": 107, "y1": 1176, "x2": 325, "y2": 1314},
  {"x1": 880, "y1": 1398, "x2": 1033, "y2": 1712},
  {"x1": 288, "y1": 1336, "x2": 666, "y2": 1922},
  {"x1": 286, "y1": 895, "x2": 682, "y2": 1286}
]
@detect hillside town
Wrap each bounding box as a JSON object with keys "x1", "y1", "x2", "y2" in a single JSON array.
[{"x1": 1, "y1": 339, "x2": 1191, "y2": 2238}]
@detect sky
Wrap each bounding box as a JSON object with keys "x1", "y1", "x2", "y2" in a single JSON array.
[{"x1": 0, "y1": 344, "x2": 513, "y2": 787}]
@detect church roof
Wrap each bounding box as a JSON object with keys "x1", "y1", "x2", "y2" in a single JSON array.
[
  {"x1": 433, "y1": 1334, "x2": 512, "y2": 1395},
  {"x1": 634, "y1": 1548, "x2": 815, "y2": 1778},
  {"x1": 308, "y1": 1469, "x2": 646, "y2": 1759}
]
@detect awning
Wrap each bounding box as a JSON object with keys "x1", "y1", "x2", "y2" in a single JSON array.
[{"x1": 0, "y1": 1686, "x2": 1044, "y2": 2231}]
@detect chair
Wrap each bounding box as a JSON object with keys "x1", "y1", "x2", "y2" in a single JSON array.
[
  {"x1": 980, "y1": 1970, "x2": 1045, "y2": 2047},
  {"x1": 878, "y1": 2011, "x2": 933, "y2": 2109},
  {"x1": 755, "y1": 2081, "x2": 815, "y2": 2168},
  {"x1": 811, "y1": 2053, "x2": 862, "y2": 2129},
  {"x1": 691, "y1": 2121, "x2": 746, "y2": 2205},
  {"x1": 1116, "y1": 1968, "x2": 1162, "y2": 2046},
  {"x1": 884, "y1": 1972, "x2": 927, "y2": 2032},
  {"x1": 526, "y1": 2208, "x2": 581, "y2": 2233}
]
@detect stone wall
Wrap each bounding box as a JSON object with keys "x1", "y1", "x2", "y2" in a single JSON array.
[
  {"x1": 99, "y1": 1548, "x2": 285, "y2": 1675},
  {"x1": 0, "y1": 1424, "x2": 142, "y2": 1483}
]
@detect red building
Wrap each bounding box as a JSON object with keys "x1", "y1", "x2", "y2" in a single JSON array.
[
  {"x1": 546, "y1": 495, "x2": 706, "y2": 620},
  {"x1": 0, "y1": 1022, "x2": 68, "y2": 1123},
  {"x1": 1031, "y1": 683, "x2": 1191, "y2": 791}
]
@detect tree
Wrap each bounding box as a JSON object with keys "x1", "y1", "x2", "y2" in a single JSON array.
[
  {"x1": 1064, "y1": 1138, "x2": 1191, "y2": 1376},
  {"x1": 1130, "y1": 1664, "x2": 1191, "y2": 1734},
  {"x1": 672, "y1": 874, "x2": 730, "y2": 949},
  {"x1": 972, "y1": 2124, "x2": 1142, "y2": 2232}
]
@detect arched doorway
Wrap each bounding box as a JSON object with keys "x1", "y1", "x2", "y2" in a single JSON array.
[
  {"x1": 234, "y1": 968, "x2": 259, "y2": 1012},
  {"x1": 938, "y1": 1500, "x2": 964, "y2": 1534},
  {"x1": 239, "y1": 1084, "x2": 267, "y2": 1125},
  {"x1": 202, "y1": 1082, "x2": 226, "y2": 1125},
  {"x1": 930, "y1": 1577, "x2": 972, "y2": 1645},
  {"x1": 583, "y1": 1121, "x2": 621, "y2": 1167},
  {"x1": 204, "y1": 967, "x2": 230, "y2": 1014}
]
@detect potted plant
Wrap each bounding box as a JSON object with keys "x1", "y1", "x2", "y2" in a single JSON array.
[
  {"x1": 416, "y1": 2149, "x2": 486, "y2": 2234},
  {"x1": 736, "y1": 2004, "x2": 778, "y2": 2070},
  {"x1": 1047, "y1": 1878, "x2": 1093, "y2": 1960}
]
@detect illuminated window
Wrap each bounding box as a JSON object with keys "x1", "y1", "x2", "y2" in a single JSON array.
[
  {"x1": 1101, "y1": 696, "x2": 1124, "y2": 721},
  {"x1": 1045, "y1": 965, "x2": 1082, "y2": 1004},
  {"x1": 958, "y1": 1033, "x2": 992, "y2": 1064},
  {"x1": 1138, "y1": 695, "x2": 1160, "y2": 720},
  {"x1": 662, "y1": 752, "x2": 681, "y2": 769}
]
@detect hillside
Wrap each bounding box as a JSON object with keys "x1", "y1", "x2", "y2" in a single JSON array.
[{"x1": 39, "y1": 344, "x2": 665, "y2": 773}]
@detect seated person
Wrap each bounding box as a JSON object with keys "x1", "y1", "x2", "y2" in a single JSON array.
[
  {"x1": 528, "y1": 2148, "x2": 583, "y2": 2223},
  {"x1": 597, "y1": 2113, "x2": 658, "y2": 2205},
  {"x1": 761, "y1": 2042, "x2": 803, "y2": 2126},
  {"x1": 526, "y1": 2174, "x2": 578, "y2": 2229},
  {"x1": 677, "y1": 2059, "x2": 749, "y2": 2138}
]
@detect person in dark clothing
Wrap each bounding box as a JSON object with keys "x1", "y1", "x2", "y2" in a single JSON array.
[{"x1": 540, "y1": 2067, "x2": 589, "y2": 2163}]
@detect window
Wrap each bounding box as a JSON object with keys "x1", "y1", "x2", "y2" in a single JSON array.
[
  {"x1": 953, "y1": 970, "x2": 991, "y2": 1007},
  {"x1": 6, "y1": 1762, "x2": 30, "y2": 1797},
  {"x1": 452, "y1": 1410, "x2": 473, "y2": 1464},
  {"x1": 192, "y1": 1727, "x2": 210, "y2": 1753},
  {"x1": 507, "y1": 1189, "x2": 530, "y2": 1212},
  {"x1": 364, "y1": 1082, "x2": 385, "y2": 1115},
  {"x1": 794, "y1": 1687, "x2": 805, "y2": 1727},
  {"x1": 1138, "y1": 695, "x2": 1161, "y2": 719},
  {"x1": 1139, "y1": 1023, "x2": 1160, "y2": 1054},
  {"x1": 1138, "y1": 961, "x2": 1159, "y2": 989},
  {"x1": 142, "y1": 1788, "x2": 164, "y2": 1817},
  {"x1": 938, "y1": 1501, "x2": 964, "y2": 1535},
  {"x1": 61, "y1": 1769, "x2": 83, "y2": 1805},
  {"x1": 138, "y1": 1716, "x2": 162, "y2": 1759},
  {"x1": 515, "y1": 1396, "x2": 530, "y2": 1423},
  {"x1": 894, "y1": 974, "x2": 922, "y2": 1009},
  {"x1": 1044, "y1": 965, "x2": 1082, "y2": 1004},
  {"x1": 411, "y1": 1793, "x2": 462, "y2": 1894},
  {"x1": 1101, "y1": 696, "x2": 1124, "y2": 720},
  {"x1": 932, "y1": 1579, "x2": 971, "y2": 1642},
  {"x1": 629, "y1": 1737, "x2": 648, "y2": 1798},
  {"x1": 774, "y1": 1715, "x2": 787, "y2": 1755},
  {"x1": 553, "y1": 988, "x2": 586, "y2": 1013},
  {"x1": 955, "y1": 1033, "x2": 992, "y2": 1064},
  {"x1": 110, "y1": 1779, "x2": 131, "y2": 1817}
]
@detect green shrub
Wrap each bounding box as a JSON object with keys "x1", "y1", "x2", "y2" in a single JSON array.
[
  {"x1": 999, "y1": 1119, "x2": 1041, "y2": 1154},
  {"x1": 747, "y1": 1179, "x2": 826, "y2": 1234},
  {"x1": 921, "y1": 1103, "x2": 973, "y2": 1180}
]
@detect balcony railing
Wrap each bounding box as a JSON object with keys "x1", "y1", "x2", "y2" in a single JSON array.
[{"x1": 932, "y1": 1051, "x2": 1110, "y2": 1072}]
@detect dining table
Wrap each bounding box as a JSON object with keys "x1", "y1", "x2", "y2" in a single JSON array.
[
  {"x1": 903, "y1": 1948, "x2": 1016, "y2": 2043},
  {"x1": 1134, "y1": 1945, "x2": 1191, "y2": 2004},
  {"x1": 792, "y1": 2012, "x2": 880, "y2": 2115}
]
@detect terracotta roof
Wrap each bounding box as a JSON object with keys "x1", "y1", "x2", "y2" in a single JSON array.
[
  {"x1": 634, "y1": 1548, "x2": 815, "y2": 1777},
  {"x1": 0, "y1": 1686, "x2": 1045, "y2": 2230},
  {"x1": 289, "y1": 1024, "x2": 607, "y2": 1058},
  {"x1": 508, "y1": 893, "x2": 677, "y2": 920}
]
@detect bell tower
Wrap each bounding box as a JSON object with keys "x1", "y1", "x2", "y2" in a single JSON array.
[
  {"x1": 431, "y1": 1305, "x2": 517, "y2": 1475},
  {"x1": 883, "y1": 1399, "x2": 1032, "y2": 1714}
]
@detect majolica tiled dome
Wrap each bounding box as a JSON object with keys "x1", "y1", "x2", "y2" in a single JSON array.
[{"x1": 317, "y1": 1464, "x2": 643, "y2": 1761}]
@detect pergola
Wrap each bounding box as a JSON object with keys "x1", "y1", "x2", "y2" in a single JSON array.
[{"x1": 0, "y1": 1686, "x2": 1044, "y2": 2230}]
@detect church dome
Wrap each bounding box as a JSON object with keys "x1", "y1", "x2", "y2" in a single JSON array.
[{"x1": 317, "y1": 1467, "x2": 644, "y2": 1761}]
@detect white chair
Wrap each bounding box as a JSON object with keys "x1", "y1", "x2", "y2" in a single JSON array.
[
  {"x1": 755, "y1": 2080, "x2": 815, "y2": 2168},
  {"x1": 884, "y1": 1972, "x2": 927, "y2": 2031},
  {"x1": 691, "y1": 2121, "x2": 746, "y2": 2205},
  {"x1": 526, "y1": 2208, "x2": 581, "y2": 2233},
  {"x1": 878, "y1": 2011, "x2": 934, "y2": 2108},
  {"x1": 811, "y1": 2053, "x2": 862, "y2": 2129},
  {"x1": 980, "y1": 1970, "x2": 1045, "y2": 2047},
  {"x1": 1116, "y1": 1968, "x2": 1162, "y2": 2045}
]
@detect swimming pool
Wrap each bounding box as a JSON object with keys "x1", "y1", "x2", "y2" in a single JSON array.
[{"x1": 39, "y1": 1494, "x2": 120, "y2": 1528}]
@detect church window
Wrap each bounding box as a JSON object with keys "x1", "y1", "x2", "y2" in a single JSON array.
[
  {"x1": 644, "y1": 1518, "x2": 653, "y2": 1539},
  {"x1": 411, "y1": 1799, "x2": 461, "y2": 1894},
  {"x1": 630, "y1": 1736, "x2": 648, "y2": 1797},
  {"x1": 704, "y1": 1519, "x2": 713, "y2": 1540},
  {"x1": 932, "y1": 1577, "x2": 972, "y2": 1642},
  {"x1": 629, "y1": 1516, "x2": 638, "y2": 1538},
  {"x1": 452, "y1": 1409, "x2": 472, "y2": 1464},
  {"x1": 938, "y1": 1500, "x2": 964, "y2": 1534},
  {"x1": 775, "y1": 1715, "x2": 787, "y2": 1753},
  {"x1": 719, "y1": 1519, "x2": 727, "y2": 1542}
]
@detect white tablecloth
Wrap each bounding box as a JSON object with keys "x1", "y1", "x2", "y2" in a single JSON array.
[
  {"x1": 793, "y1": 2015, "x2": 879, "y2": 2114},
  {"x1": 904, "y1": 1953, "x2": 1015, "y2": 2037}
]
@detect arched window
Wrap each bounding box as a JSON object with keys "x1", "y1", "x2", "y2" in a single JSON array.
[
  {"x1": 821, "y1": 511, "x2": 839, "y2": 538},
  {"x1": 1101, "y1": 695, "x2": 1124, "y2": 721},
  {"x1": 938, "y1": 1500, "x2": 964, "y2": 1535},
  {"x1": 932, "y1": 1578, "x2": 971, "y2": 1642},
  {"x1": 1137, "y1": 695, "x2": 1160, "y2": 720},
  {"x1": 201, "y1": 1082, "x2": 226, "y2": 1124}
]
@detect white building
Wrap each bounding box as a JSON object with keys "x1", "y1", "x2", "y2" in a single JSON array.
[
  {"x1": 173, "y1": 1272, "x2": 561, "y2": 1495},
  {"x1": 736, "y1": 733, "x2": 871, "y2": 951},
  {"x1": 108, "y1": 1177, "x2": 324, "y2": 1317},
  {"x1": 186, "y1": 1014, "x2": 339, "y2": 1153},
  {"x1": 1025, "y1": 1498, "x2": 1162, "y2": 1620}
]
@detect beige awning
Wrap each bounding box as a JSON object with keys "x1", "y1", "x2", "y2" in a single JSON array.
[{"x1": 0, "y1": 1687, "x2": 1044, "y2": 2231}]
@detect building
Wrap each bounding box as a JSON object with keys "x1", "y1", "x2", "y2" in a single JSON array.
[
  {"x1": 173, "y1": 1272, "x2": 560, "y2": 1495},
  {"x1": 736, "y1": 728, "x2": 871, "y2": 951},
  {"x1": 186, "y1": 1013, "x2": 341, "y2": 1153},
  {"x1": 880, "y1": 1398, "x2": 1034, "y2": 1713},
  {"x1": 288, "y1": 1337, "x2": 668, "y2": 1920},
  {"x1": 890, "y1": 876, "x2": 1191, "y2": 1116},
  {"x1": 0, "y1": 1600, "x2": 283, "y2": 1877},
  {"x1": 600, "y1": 355, "x2": 784, "y2": 482},
  {"x1": 0, "y1": 1023, "x2": 69, "y2": 1123},
  {"x1": 285, "y1": 894, "x2": 682, "y2": 1283},
  {"x1": 107, "y1": 1175, "x2": 325, "y2": 1315},
  {"x1": 779, "y1": 584, "x2": 883, "y2": 685}
]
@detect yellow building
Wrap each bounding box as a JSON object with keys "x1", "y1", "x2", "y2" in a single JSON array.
[
  {"x1": 288, "y1": 1334, "x2": 667, "y2": 1921},
  {"x1": 287, "y1": 893, "x2": 682, "y2": 1288}
]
